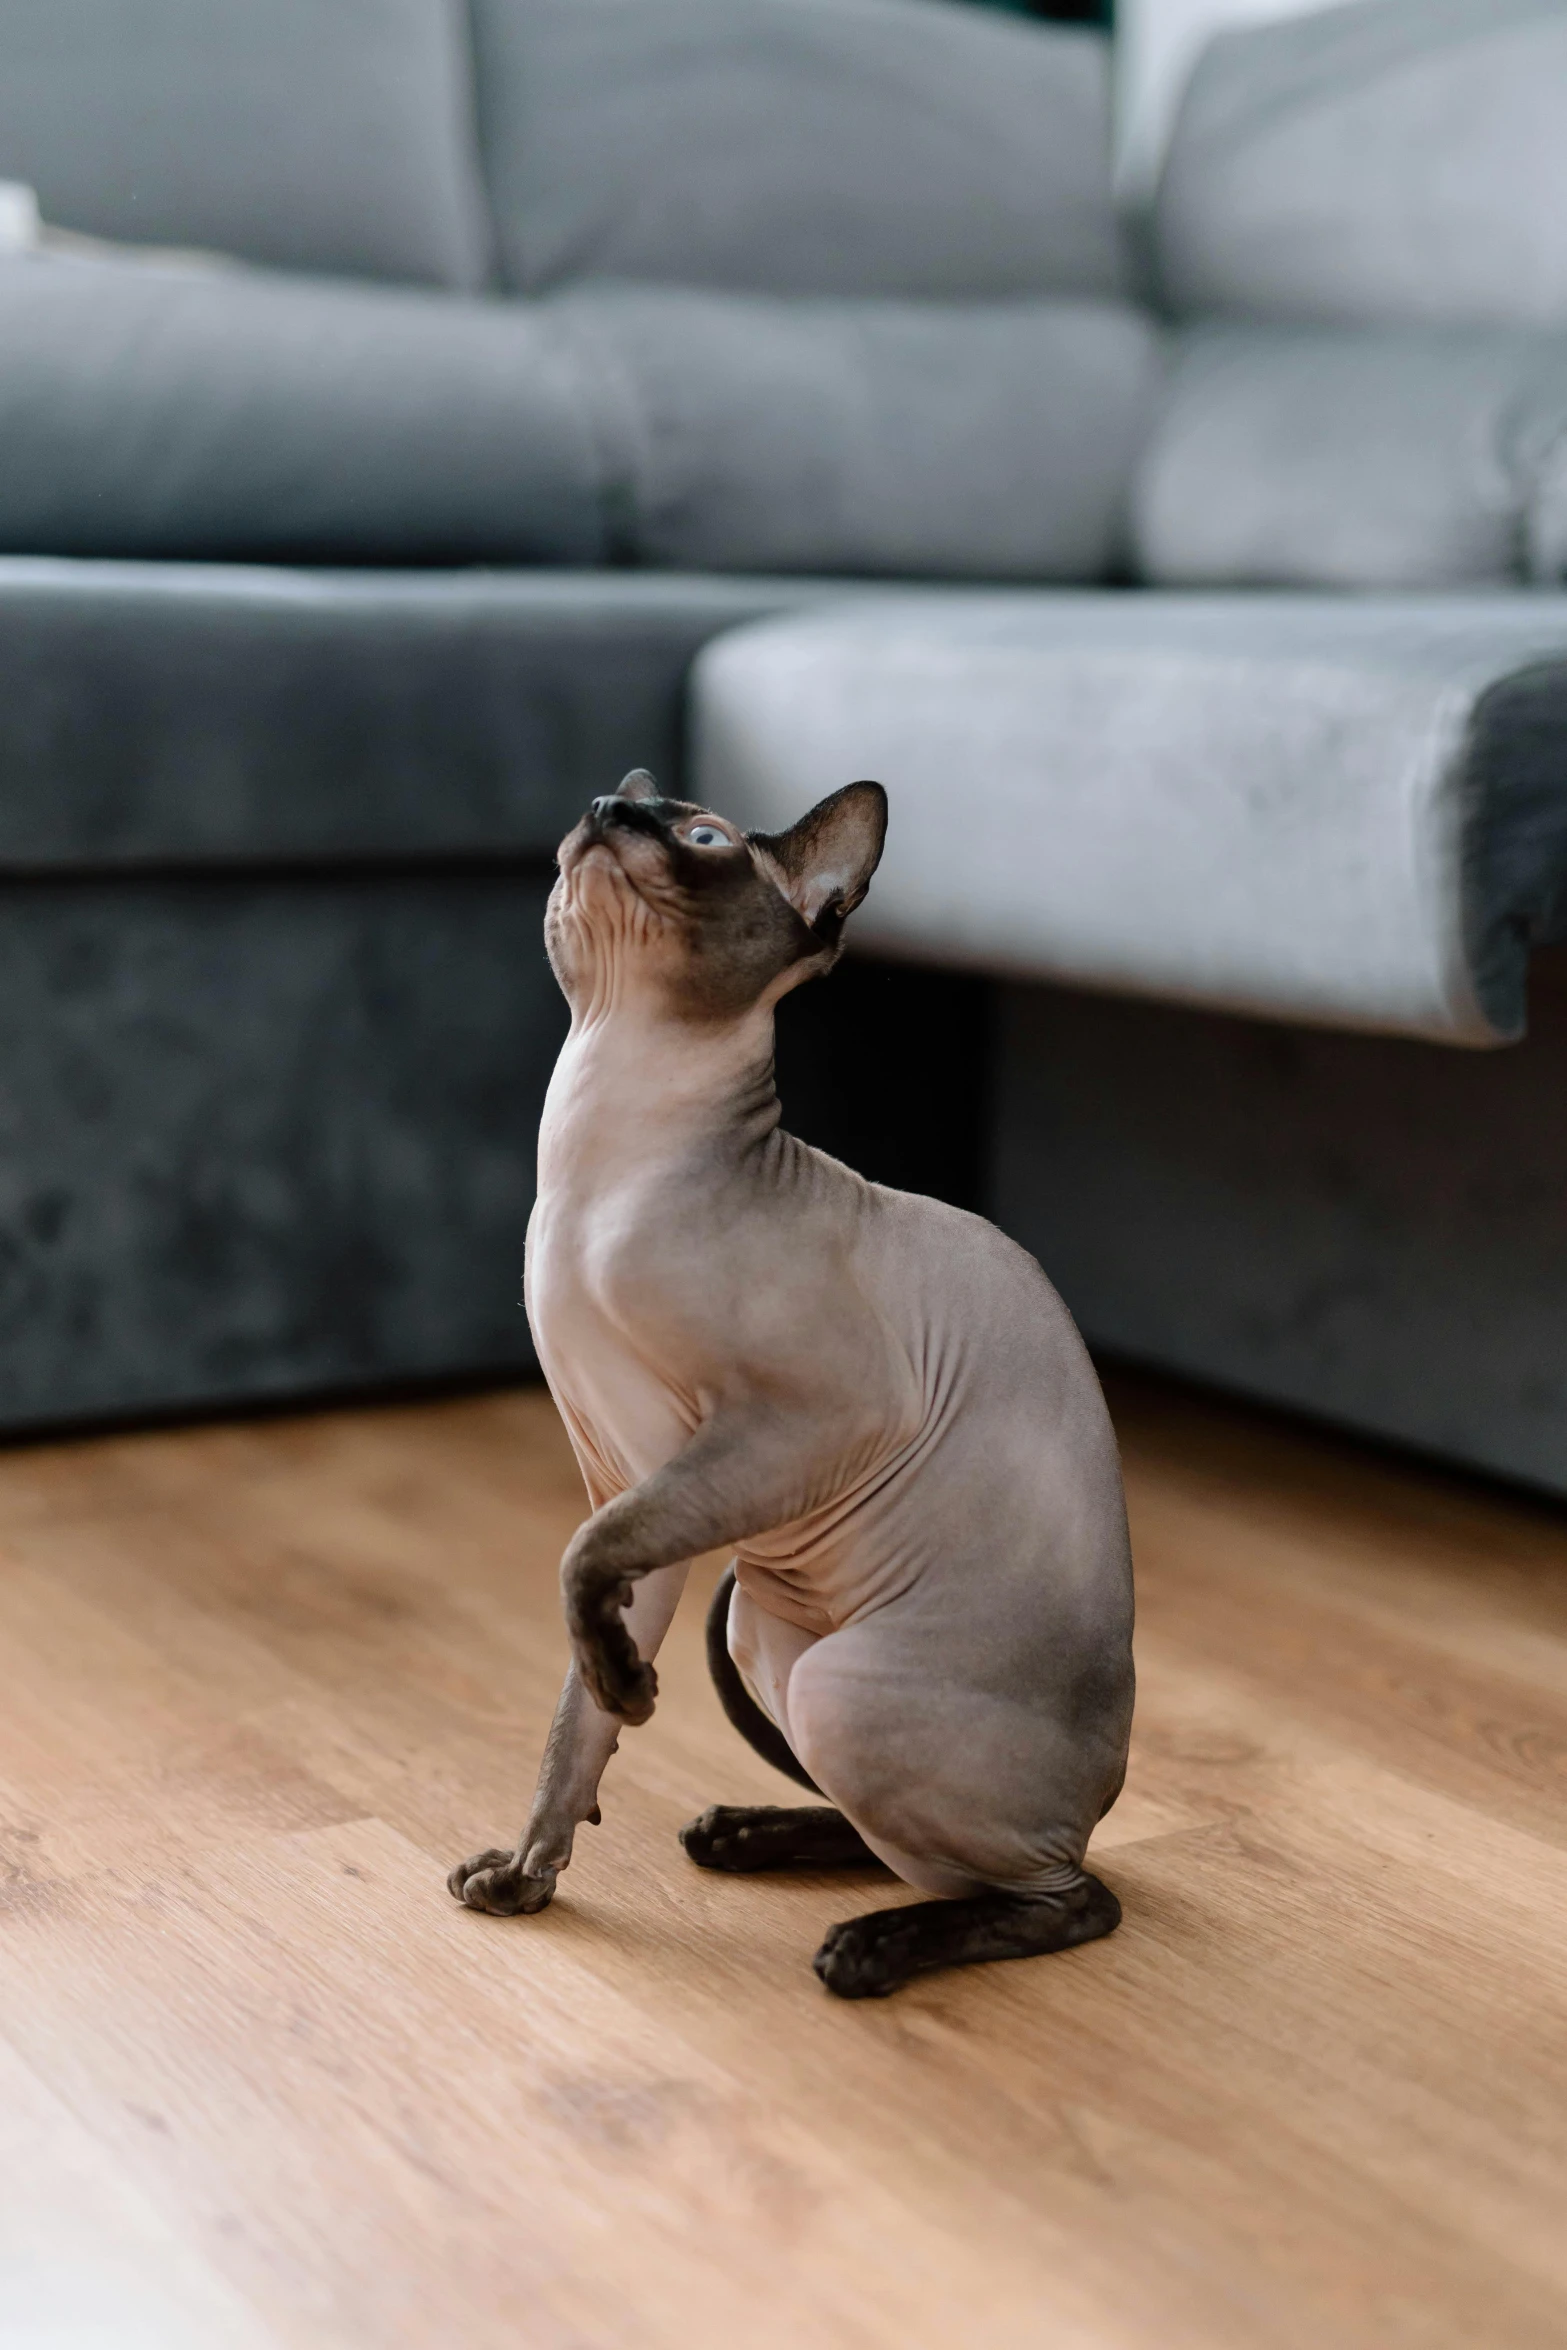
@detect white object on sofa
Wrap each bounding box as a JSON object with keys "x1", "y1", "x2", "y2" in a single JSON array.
[
  {"x1": 694, "y1": 592, "x2": 1567, "y2": 1046},
  {"x1": 0, "y1": 179, "x2": 38, "y2": 251}
]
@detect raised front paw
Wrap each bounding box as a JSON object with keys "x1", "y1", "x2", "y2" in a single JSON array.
[
  {"x1": 446, "y1": 1847, "x2": 557, "y2": 1916},
  {"x1": 575, "y1": 1633, "x2": 658, "y2": 1726},
  {"x1": 564, "y1": 1555, "x2": 659, "y2": 1725}
]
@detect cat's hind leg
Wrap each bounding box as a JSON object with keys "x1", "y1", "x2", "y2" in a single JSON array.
[
  {"x1": 681, "y1": 1804, "x2": 883, "y2": 1872},
  {"x1": 681, "y1": 1570, "x2": 886, "y2": 1875},
  {"x1": 813, "y1": 1874, "x2": 1121, "y2": 1999},
  {"x1": 784, "y1": 1616, "x2": 1127, "y2": 1997},
  {"x1": 701, "y1": 1565, "x2": 820, "y2": 1792}
]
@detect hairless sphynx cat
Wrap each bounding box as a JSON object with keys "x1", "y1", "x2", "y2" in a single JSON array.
[{"x1": 449, "y1": 771, "x2": 1135, "y2": 1997}]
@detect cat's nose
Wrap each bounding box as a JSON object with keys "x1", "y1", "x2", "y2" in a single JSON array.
[{"x1": 587, "y1": 793, "x2": 661, "y2": 839}]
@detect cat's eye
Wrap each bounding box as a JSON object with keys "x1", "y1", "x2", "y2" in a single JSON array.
[{"x1": 685, "y1": 823, "x2": 729, "y2": 848}]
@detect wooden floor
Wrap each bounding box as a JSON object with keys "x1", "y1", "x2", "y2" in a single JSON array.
[{"x1": 0, "y1": 1375, "x2": 1564, "y2": 2350}]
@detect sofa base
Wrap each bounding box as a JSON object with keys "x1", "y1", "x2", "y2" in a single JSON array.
[
  {"x1": 992, "y1": 947, "x2": 1567, "y2": 1498},
  {"x1": 0, "y1": 910, "x2": 986, "y2": 1438},
  {"x1": 8, "y1": 829, "x2": 1559, "y2": 1495},
  {"x1": 0, "y1": 869, "x2": 566, "y2": 1434}
]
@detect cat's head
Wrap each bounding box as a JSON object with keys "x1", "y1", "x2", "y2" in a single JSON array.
[{"x1": 547, "y1": 769, "x2": 887, "y2": 1023}]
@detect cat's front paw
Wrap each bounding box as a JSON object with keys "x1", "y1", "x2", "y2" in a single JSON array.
[
  {"x1": 582, "y1": 1654, "x2": 662, "y2": 1729},
  {"x1": 575, "y1": 1634, "x2": 658, "y2": 1726},
  {"x1": 564, "y1": 1558, "x2": 659, "y2": 1725},
  {"x1": 446, "y1": 1847, "x2": 557, "y2": 1916}
]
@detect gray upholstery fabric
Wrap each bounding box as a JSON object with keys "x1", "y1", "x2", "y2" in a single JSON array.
[
  {"x1": 471, "y1": 0, "x2": 1122, "y2": 299},
  {"x1": 0, "y1": 874, "x2": 561, "y2": 1427},
  {"x1": 0, "y1": 0, "x2": 489, "y2": 288},
  {"x1": 1157, "y1": 0, "x2": 1567, "y2": 331},
  {"x1": 993, "y1": 950, "x2": 1567, "y2": 1497},
  {"x1": 0, "y1": 561, "x2": 836, "y2": 868},
  {"x1": 1532, "y1": 436, "x2": 1567, "y2": 585},
  {"x1": 0, "y1": 904, "x2": 981, "y2": 1432},
  {"x1": 693, "y1": 591, "x2": 1567, "y2": 1044},
  {"x1": 550, "y1": 287, "x2": 1161, "y2": 580},
  {"x1": 1134, "y1": 323, "x2": 1567, "y2": 590},
  {"x1": 0, "y1": 556, "x2": 983, "y2": 1433},
  {"x1": 0, "y1": 260, "x2": 603, "y2": 563}
]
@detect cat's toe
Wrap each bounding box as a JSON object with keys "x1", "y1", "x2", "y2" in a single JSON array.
[
  {"x1": 678, "y1": 1805, "x2": 753, "y2": 1870},
  {"x1": 447, "y1": 1847, "x2": 510, "y2": 1900}
]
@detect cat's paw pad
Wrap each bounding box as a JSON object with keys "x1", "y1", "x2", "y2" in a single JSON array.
[{"x1": 446, "y1": 1847, "x2": 557, "y2": 1916}]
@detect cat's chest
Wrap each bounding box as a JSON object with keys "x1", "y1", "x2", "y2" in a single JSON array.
[{"x1": 526, "y1": 1187, "x2": 695, "y2": 1490}]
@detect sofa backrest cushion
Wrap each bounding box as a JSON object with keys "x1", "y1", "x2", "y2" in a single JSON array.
[
  {"x1": 1133, "y1": 321, "x2": 1567, "y2": 591},
  {"x1": 0, "y1": 257, "x2": 603, "y2": 563},
  {"x1": 1157, "y1": 0, "x2": 1567, "y2": 331},
  {"x1": 0, "y1": 0, "x2": 489, "y2": 287},
  {"x1": 470, "y1": 0, "x2": 1122, "y2": 299},
  {"x1": 544, "y1": 285, "x2": 1160, "y2": 581}
]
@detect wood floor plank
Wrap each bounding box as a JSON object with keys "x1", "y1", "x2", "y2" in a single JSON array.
[
  {"x1": 1129, "y1": 1490, "x2": 1567, "y2": 1814},
  {"x1": 1, "y1": 1376, "x2": 1564, "y2": 2348},
  {"x1": 0, "y1": 2031, "x2": 280, "y2": 2350}
]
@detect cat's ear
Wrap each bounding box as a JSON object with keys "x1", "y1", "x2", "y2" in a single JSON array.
[
  {"x1": 752, "y1": 781, "x2": 887, "y2": 936},
  {"x1": 617, "y1": 768, "x2": 660, "y2": 804}
]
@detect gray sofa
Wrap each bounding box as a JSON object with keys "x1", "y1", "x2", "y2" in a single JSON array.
[{"x1": 2, "y1": 0, "x2": 1565, "y2": 1495}]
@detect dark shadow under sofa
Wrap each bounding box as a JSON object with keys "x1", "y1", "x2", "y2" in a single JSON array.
[{"x1": 2, "y1": 0, "x2": 1566, "y2": 1497}]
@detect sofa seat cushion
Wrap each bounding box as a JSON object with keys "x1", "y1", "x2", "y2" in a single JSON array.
[
  {"x1": 0, "y1": 259, "x2": 606, "y2": 564},
  {"x1": 1156, "y1": 0, "x2": 1567, "y2": 332},
  {"x1": 471, "y1": 0, "x2": 1122, "y2": 299},
  {"x1": 0, "y1": 0, "x2": 488, "y2": 288},
  {"x1": 693, "y1": 592, "x2": 1567, "y2": 1045},
  {"x1": 1133, "y1": 323, "x2": 1567, "y2": 590},
  {"x1": 0, "y1": 561, "x2": 833, "y2": 869},
  {"x1": 549, "y1": 286, "x2": 1162, "y2": 581}
]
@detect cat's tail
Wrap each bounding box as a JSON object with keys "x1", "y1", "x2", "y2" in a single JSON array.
[{"x1": 705, "y1": 1565, "x2": 821, "y2": 1794}]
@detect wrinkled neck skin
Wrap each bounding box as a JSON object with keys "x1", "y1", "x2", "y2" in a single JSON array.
[
  {"x1": 538, "y1": 857, "x2": 806, "y2": 1202},
  {"x1": 539, "y1": 998, "x2": 783, "y2": 1201}
]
